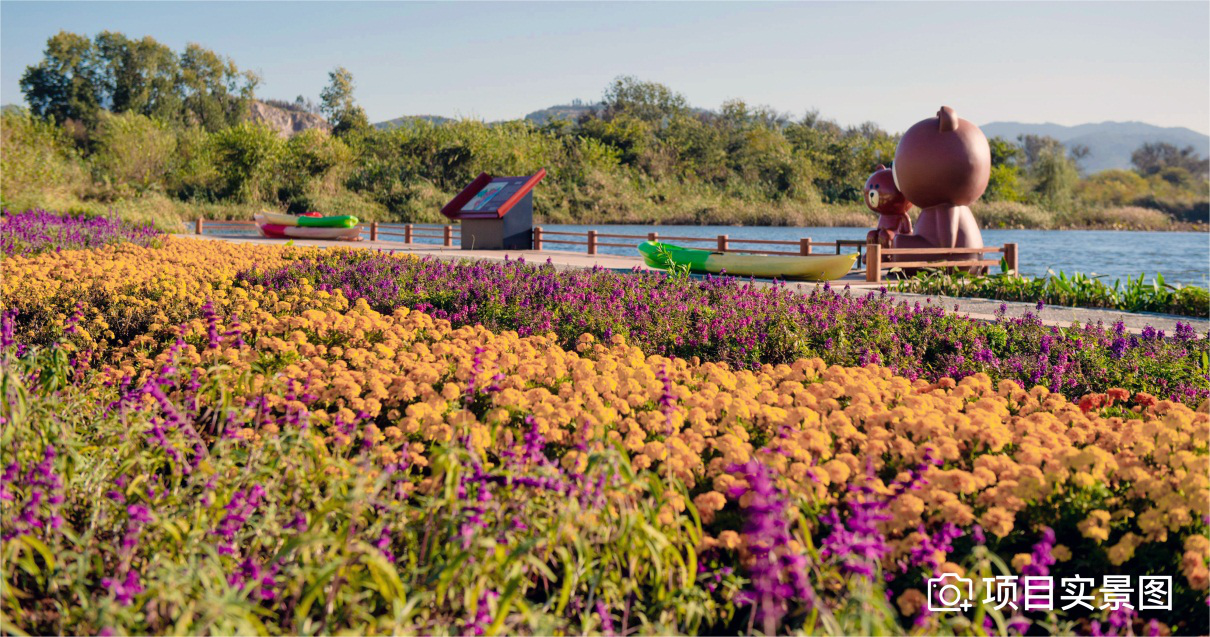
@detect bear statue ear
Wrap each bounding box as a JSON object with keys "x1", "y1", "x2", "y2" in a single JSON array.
[
  {"x1": 875, "y1": 164, "x2": 886, "y2": 171},
  {"x1": 937, "y1": 106, "x2": 958, "y2": 132}
]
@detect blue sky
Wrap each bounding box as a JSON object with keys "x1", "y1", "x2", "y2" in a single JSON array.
[{"x1": 2, "y1": 1, "x2": 1207, "y2": 134}]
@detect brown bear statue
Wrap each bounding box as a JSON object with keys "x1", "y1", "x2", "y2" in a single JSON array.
[
  {"x1": 891, "y1": 106, "x2": 988, "y2": 252},
  {"x1": 863, "y1": 163, "x2": 913, "y2": 249}
]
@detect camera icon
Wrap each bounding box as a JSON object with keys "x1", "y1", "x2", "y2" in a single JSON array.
[{"x1": 927, "y1": 573, "x2": 974, "y2": 612}]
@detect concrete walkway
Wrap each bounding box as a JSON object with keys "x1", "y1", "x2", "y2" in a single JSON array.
[{"x1": 182, "y1": 233, "x2": 1208, "y2": 335}]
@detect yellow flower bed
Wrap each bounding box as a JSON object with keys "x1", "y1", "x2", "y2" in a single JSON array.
[{"x1": 2, "y1": 237, "x2": 342, "y2": 354}]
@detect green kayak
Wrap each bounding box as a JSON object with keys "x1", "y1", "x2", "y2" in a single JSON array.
[
  {"x1": 259, "y1": 211, "x2": 360, "y2": 228},
  {"x1": 638, "y1": 241, "x2": 856, "y2": 281}
]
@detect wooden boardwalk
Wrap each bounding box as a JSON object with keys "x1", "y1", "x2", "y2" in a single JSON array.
[{"x1": 183, "y1": 233, "x2": 1208, "y2": 335}]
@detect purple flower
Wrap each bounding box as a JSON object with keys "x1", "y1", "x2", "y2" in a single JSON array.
[
  {"x1": 729, "y1": 459, "x2": 813, "y2": 634},
  {"x1": 1, "y1": 209, "x2": 161, "y2": 257},
  {"x1": 102, "y1": 569, "x2": 144, "y2": 606},
  {"x1": 1020, "y1": 527, "x2": 1057, "y2": 577},
  {"x1": 463, "y1": 589, "x2": 499, "y2": 636}
]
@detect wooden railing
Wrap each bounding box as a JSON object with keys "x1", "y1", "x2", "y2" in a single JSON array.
[
  {"x1": 532, "y1": 227, "x2": 861, "y2": 259},
  {"x1": 865, "y1": 243, "x2": 1017, "y2": 283},
  {"x1": 194, "y1": 220, "x2": 1018, "y2": 284},
  {"x1": 194, "y1": 219, "x2": 461, "y2": 247}
]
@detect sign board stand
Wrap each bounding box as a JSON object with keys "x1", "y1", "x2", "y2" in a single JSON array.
[
  {"x1": 440, "y1": 169, "x2": 545, "y2": 250},
  {"x1": 460, "y1": 193, "x2": 533, "y2": 250}
]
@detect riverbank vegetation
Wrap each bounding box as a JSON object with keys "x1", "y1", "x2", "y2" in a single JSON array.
[
  {"x1": 3, "y1": 222, "x2": 1208, "y2": 635},
  {"x1": 4, "y1": 31, "x2": 1208, "y2": 232},
  {"x1": 896, "y1": 268, "x2": 1210, "y2": 318}
]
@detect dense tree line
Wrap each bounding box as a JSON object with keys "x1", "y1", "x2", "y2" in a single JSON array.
[{"x1": 5, "y1": 31, "x2": 1207, "y2": 226}]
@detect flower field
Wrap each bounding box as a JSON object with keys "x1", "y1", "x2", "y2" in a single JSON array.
[
  {"x1": 2, "y1": 220, "x2": 1208, "y2": 635},
  {"x1": 234, "y1": 251, "x2": 1210, "y2": 405}
]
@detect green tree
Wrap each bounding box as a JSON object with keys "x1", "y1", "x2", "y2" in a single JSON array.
[
  {"x1": 19, "y1": 31, "x2": 102, "y2": 125},
  {"x1": 320, "y1": 66, "x2": 370, "y2": 136},
  {"x1": 983, "y1": 136, "x2": 1024, "y2": 201},
  {"x1": 21, "y1": 31, "x2": 257, "y2": 132},
  {"x1": 601, "y1": 76, "x2": 687, "y2": 125},
  {"x1": 179, "y1": 43, "x2": 259, "y2": 131},
  {"x1": 1029, "y1": 147, "x2": 1079, "y2": 208},
  {"x1": 1017, "y1": 134, "x2": 1067, "y2": 171},
  {"x1": 662, "y1": 113, "x2": 727, "y2": 181},
  {"x1": 93, "y1": 32, "x2": 183, "y2": 122},
  {"x1": 578, "y1": 113, "x2": 657, "y2": 169},
  {"x1": 1131, "y1": 142, "x2": 1210, "y2": 178}
]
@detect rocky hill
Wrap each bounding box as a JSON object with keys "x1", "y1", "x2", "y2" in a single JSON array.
[{"x1": 248, "y1": 100, "x2": 330, "y2": 137}]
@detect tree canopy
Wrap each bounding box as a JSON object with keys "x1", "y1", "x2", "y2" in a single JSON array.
[
  {"x1": 1132, "y1": 142, "x2": 1210, "y2": 178},
  {"x1": 20, "y1": 30, "x2": 258, "y2": 131},
  {"x1": 320, "y1": 66, "x2": 370, "y2": 136}
]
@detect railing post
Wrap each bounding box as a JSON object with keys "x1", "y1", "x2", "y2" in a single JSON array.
[
  {"x1": 587, "y1": 229, "x2": 598, "y2": 255},
  {"x1": 405, "y1": 224, "x2": 413, "y2": 244},
  {"x1": 370, "y1": 221, "x2": 379, "y2": 241},
  {"x1": 866, "y1": 243, "x2": 881, "y2": 283},
  {"x1": 443, "y1": 225, "x2": 453, "y2": 247},
  {"x1": 196, "y1": 218, "x2": 204, "y2": 235},
  {"x1": 648, "y1": 231, "x2": 658, "y2": 243},
  {"x1": 1003, "y1": 243, "x2": 1018, "y2": 275},
  {"x1": 533, "y1": 226, "x2": 543, "y2": 251},
  {"x1": 800, "y1": 237, "x2": 812, "y2": 255},
  {"x1": 717, "y1": 234, "x2": 728, "y2": 252}
]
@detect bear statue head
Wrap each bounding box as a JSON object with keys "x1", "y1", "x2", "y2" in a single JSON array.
[
  {"x1": 863, "y1": 164, "x2": 912, "y2": 216},
  {"x1": 892, "y1": 106, "x2": 991, "y2": 209}
]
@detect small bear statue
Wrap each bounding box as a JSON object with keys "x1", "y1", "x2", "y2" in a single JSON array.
[
  {"x1": 891, "y1": 106, "x2": 989, "y2": 252},
  {"x1": 863, "y1": 164, "x2": 913, "y2": 249}
]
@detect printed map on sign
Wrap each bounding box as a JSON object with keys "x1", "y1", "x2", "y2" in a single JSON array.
[{"x1": 461, "y1": 182, "x2": 509, "y2": 212}]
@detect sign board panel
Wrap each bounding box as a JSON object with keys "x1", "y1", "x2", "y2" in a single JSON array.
[{"x1": 441, "y1": 169, "x2": 546, "y2": 220}]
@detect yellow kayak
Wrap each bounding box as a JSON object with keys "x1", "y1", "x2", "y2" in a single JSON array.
[{"x1": 639, "y1": 241, "x2": 856, "y2": 281}]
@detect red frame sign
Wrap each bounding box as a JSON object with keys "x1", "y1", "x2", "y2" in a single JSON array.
[{"x1": 440, "y1": 169, "x2": 546, "y2": 220}]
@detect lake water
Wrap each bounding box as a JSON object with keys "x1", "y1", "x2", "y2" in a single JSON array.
[{"x1": 216, "y1": 223, "x2": 1210, "y2": 288}]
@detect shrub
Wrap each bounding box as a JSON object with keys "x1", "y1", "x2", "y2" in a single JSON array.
[
  {"x1": 896, "y1": 268, "x2": 1208, "y2": 318},
  {"x1": 0, "y1": 110, "x2": 86, "y2": 208},
  {"x1": 276, "y1": 129, "x2": 354, "y2": 212},
  {"x1": 90, "y1": 111, "x2": 177, "y2": 195},
  {"x1": 208, "y1": 122, "x2": 284, "y2": 202}
]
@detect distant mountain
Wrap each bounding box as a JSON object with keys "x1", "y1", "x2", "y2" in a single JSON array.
[
  {"x1": 375, "y1": 115, "x2": 454, "y2": 129},
  {"x1": 378, "y1": 100, "x2": 719, "y2": 129},
  {"x1": 372, "y1": 103, "x2": 599, "y2": 129},
  {"x1": 981, "y1": 121, "x2": 1210, "y2": 174}
]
